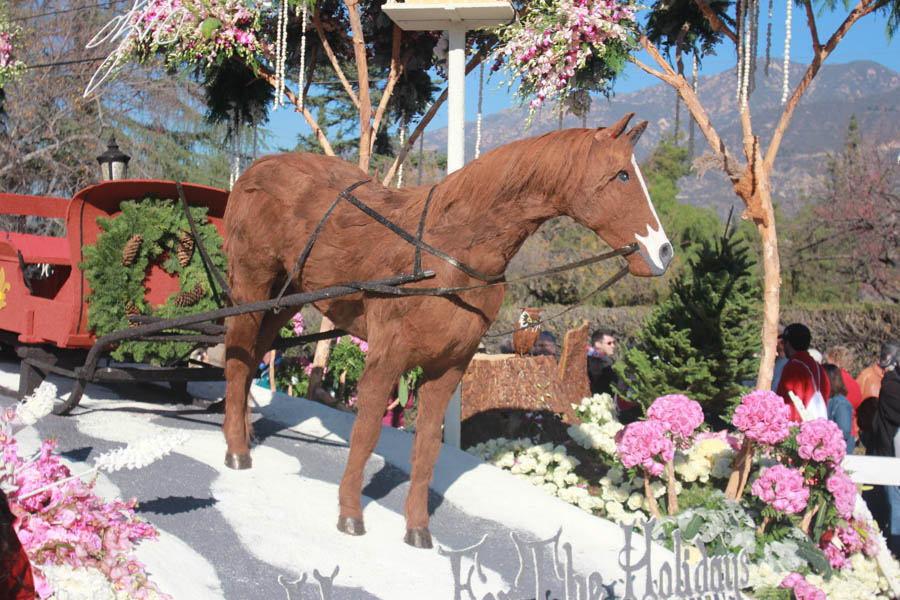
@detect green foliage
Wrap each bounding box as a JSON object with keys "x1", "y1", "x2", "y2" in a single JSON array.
[
  {"x1": 80, "y1": 197, "x2": 228, "y2": 365},
  {"x1": 614, "y1": 227, "x2": 761, "y2": 417}
]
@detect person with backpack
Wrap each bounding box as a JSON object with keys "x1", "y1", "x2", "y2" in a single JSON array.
[{"x1": 776, "y1": 323, "x2": 831, "y2": 422}]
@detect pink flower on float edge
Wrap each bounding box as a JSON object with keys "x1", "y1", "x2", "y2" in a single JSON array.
[
  {"x1": 733, "y1": 389, "x2": 792, "y2": 445},
  {"x1": 751, "y1": 464, "x2": 809, "y2": 514},
  {"x1": 797, "y1": 418, "x2": 846, "y2": 464},
  {"x1": 826, "y1": 467, "x2": 856, "y2": 519},
  {"x1": 646, "y1": 394, "x2": 703, "y2": 445},
  {"x1": 616, "y1": 419, "x2": 674, "y2": 477},
  {"x1": 780, "y1": 573, "x2": 826, "y2": 600}
]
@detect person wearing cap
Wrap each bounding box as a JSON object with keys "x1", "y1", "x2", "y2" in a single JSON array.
[
  {"x1": 858, "y1": 341, "x2": 900, "y2": 401},
  {"x1": 869, "y1": 342, "x2": 900, "y2": 556},
  {"x1": 776, "y1": 323, "x2": 830, "y2": 422}
]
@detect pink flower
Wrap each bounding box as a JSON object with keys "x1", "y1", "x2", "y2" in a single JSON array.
[
  {"x1": 797, "y1": 418, "x2": 846, "y2": 464},
  {"x1": 349, "y1": 336, "x2": 368, "y2": 353},
  {"x1": 616, "y1": 419, "x2": 674, "y2": 477},
  {"x1": 826, "y1": 467, "x2": 856, "y2": 519},
  {"x1": 751, "y1": 464, "x2": 809, "y2": 514},
  {"x1": 695, "y1": 429, "x2": 742, "y2": 451},
  {"x1": 291, "y1": 312, "x2": 304, "y2": 336},
  {"x1": 646, "y1": 394, "x2": 703, "y2": 445},
  {"x1": 733, "y1": 390, "x2": 791, "y2": 445},
  {"x1": 823, "y1": 542, "x2": 850, "y2": 569},
  {"x1": 780, "y1": 573, "x2": 826, "y2": 600}
]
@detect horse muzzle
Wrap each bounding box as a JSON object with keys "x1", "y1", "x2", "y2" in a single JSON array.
[{"x1": 629, "y1": 229, "x2": 674, "y2": 277}]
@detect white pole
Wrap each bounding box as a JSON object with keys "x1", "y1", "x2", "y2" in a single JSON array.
[
  {"x1": 446, "y1": 22, "x2": 466, "y2": 174},
  {"x1": 443, "y1": 22, "x2": 466, "y2": 446}
]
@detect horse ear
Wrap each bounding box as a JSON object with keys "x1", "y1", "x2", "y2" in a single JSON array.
[
  {"x1": 627, "y1": 121, "x2": 648, "y2": 147},
  {"x1": 595, "y1": 113, "x2": 635, "y2": 142}
]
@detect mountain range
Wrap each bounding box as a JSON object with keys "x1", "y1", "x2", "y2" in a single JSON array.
[{"x1": 423, "y1": 59, "x2": 900, "y2": 218}]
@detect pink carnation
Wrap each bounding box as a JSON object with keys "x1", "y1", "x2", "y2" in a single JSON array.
[
  {"x1": 616, "y1": 419, "x2": 674, "y2": 477},
  {"x1": 751, "y1": 464, "x2": 809, "y2": 514},
  {"x1": 836, "y1": 522, "x2": 864, "y2": 554},
  {"x1": 732, "y1": 390, "x2": 791, "y2": 445},
  {"x1": 797, "y1": 418, "x2": 847, "y2": 464},
  {"x1": 826, "y1": 467, "x2": 856, "y2": 519},
  {"x1": 823, "y1": 542, "x2": 850, "y2": 569},
  {"x1": 780, "y1": 573, "x2": 826, "y2": 600},
  {"x1": 646, "y1": 394, "x2": 704, "y2": 445}
]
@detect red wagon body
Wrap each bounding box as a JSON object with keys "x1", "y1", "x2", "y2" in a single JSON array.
[{"x1": 0, "y1": 180, "x2": 228, "y2": 349}]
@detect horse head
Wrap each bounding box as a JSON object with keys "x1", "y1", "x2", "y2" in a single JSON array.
[{"x1": 569, "y1": 113, "x2": 673, "y2": 277}]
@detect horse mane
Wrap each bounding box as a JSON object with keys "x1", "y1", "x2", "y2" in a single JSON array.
[{"x1": 441, "y1": 128, "x2": 601, "y2": 209}]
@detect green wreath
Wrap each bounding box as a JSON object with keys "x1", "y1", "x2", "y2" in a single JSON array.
[{"x1": 80, "y1": 197, "x2": 229, "y2": 365}]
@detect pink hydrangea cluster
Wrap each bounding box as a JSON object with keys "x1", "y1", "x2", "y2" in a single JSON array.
[
  {"x1": 751, "y1": 464, "x2": 809, "y2": 514},
  {"x1": 123, "y1": 0, "x2": 269, "y2": 68},
  {"x1": 616, "y1": 419, "x2": 674, "y2": 476},
  {"x1": 826, "y1": 467, "x2": 857, "y2": 519},
  {"x1": 496, "y1": 0, "x2": 636, "y2": 110},
  {"x1": 780, "y1": 573, "x2": 826, "y2": 600},
  {"x1": 1, "y1": 436, "x2": 167, "y2": 599},
  {"x1": 732, "y1": 390, "x2": 792, "y2": 445},
  {"x1": 646, "y1": 394, "x2": 704, "y2": 446},
  {"x1": 797, "y1": 418, "x2": 847, "y2": 464}
]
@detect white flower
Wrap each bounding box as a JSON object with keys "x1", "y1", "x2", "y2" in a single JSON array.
[
  {"x1": 37, "y1": 562, "x2": 117, "y2": 600},
  {"x1": 94, "y1": 430, "x2": 189, "y2": 472},
  {"x1": 627, "y1": 492, "x2": 644, "y2": 511},
  {"x1": 16, "y1": 381, "x2": 57, "y2": 425}
]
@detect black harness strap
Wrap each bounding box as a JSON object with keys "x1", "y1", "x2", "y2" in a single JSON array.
[
  {"x1": 176, "y1": 181, "x2": 234, "y2": 306},
  {"x1": 273, "y1": 179, "x2": 370, "y2": 311},
  {"x1": 414, "y1": 185, "x2": 437, "y2": 276},
  {"x1": 339, "y1": 183, "x2": 504, "y2": 283}
]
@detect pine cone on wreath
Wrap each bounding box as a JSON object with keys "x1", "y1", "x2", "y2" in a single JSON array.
[
  {"x1": 125, "y1": 301, "x2": 141, "y2": 327},
  {"x1": 177, "y1": 231, "x2": 194, "y2": 267},
  {"x1": 173, "y1": 283, "x2": 206, "y2": 307},
  {"x1": 121, "y1": 234, "x2": 143, "y2": 266}
]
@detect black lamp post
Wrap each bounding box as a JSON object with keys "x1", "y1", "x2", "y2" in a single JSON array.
[{"x1": 96, "y1": 135, "x2": 130, "y2": 181}]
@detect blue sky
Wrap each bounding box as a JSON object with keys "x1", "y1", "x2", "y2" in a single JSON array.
[{"x1": 266, "y1": 5, "x2": 898, "y2": 150}]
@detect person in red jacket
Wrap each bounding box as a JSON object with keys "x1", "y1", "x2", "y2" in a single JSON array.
[
  {"x1": 825, "y1": 345, "x2": 864, "y2": 437},
  {"x1": 776, "y1": 323, "x2": 830, "y2": 422},
  {"x1": 1, "y1": 490, "x2": 35, "y2": 600}
]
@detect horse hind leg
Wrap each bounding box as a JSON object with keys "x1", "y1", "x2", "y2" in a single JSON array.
[
  {"x1": 337, "y1": 354, "x2": 404, "y2": 537},
  {"x1": 403, "y1": 364, "x2": 466, "y2": 549},
  {"x1": 223, "y1": 307, "x2": 294, "y2": 470}
]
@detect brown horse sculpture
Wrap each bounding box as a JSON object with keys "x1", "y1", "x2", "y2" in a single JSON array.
[{"x1": 222, "y1": 113, "x2": 672, "y2": 548}]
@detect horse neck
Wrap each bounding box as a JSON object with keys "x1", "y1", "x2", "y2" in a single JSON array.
[{"x1": 431, "y1": 129, "x2": 592, "y2": 272}]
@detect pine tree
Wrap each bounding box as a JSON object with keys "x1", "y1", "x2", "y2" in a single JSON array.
[{"x1": 614, "y1": 225, "x2": 761, "y2": 420}]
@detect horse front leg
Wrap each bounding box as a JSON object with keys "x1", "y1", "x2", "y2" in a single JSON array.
[
  {"x1": 337, "y1": 356, "x2": 402, "y2": 537},
  {"x1": 223, "y1": 309, "x2": 293, "y2": 469},
  {"x1": 404, "y1": 364, "x2": 466, "y2": 549}
]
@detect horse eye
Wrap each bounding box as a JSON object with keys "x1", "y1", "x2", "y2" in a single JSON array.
[{"x1": 617, "y1": 170, "x2": 630, "y2": 183}]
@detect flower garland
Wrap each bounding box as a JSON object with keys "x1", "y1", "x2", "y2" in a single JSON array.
[
  {"x1": 118, "y1": 0, "x2": 269, "y2": 72},
  {"x1": 782, "y1": 0, "x2": 792, "y2": 103},
  {"x1": 2, "y1": 384, "x2": 170, "y2": 599},
  {"x1": 0, "y1": 12, "x2": 24, "y2": 86},
  {"x1": 80, "y1": 197, "x2": 228, "y2": 366},
  {"x1": 492, "y1": 0, "x2": 638, "y2": 115}
]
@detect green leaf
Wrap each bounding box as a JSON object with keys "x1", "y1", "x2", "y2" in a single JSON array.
[{"x1": 200, "y1": 17, "x2": 222, "y2": 40}]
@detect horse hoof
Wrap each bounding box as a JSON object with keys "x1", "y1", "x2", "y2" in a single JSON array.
[
  {"x1": 337, "y1": 516, "x2": 366, "y2": 536},
  {"x1": 404, "y1": 527, "x2": 433, "y2": 549},
  {"x1": 224, "y1": 453, "x2": 252, "y2": 470}
]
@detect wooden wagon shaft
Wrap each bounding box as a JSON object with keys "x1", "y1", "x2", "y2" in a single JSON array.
[{"x1": 75, "y1": 270, "x2": 435, "y2": 382}]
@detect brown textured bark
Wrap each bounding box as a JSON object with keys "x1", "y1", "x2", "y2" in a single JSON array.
[
  {"x1": 644, "y1": 476, "x2": 662, "y2": 520},
  {"x1": 666, "y1": 459, "x2": 679, "y2": 515},
  {"x1": 725, "y1": 438, "x2": 754, "y2": 500}
]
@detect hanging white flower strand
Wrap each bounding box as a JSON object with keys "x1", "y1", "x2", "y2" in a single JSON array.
[
  {"x1": 229, "y1": 109, "x2": 241, "y2": 188},
  {"x1": 297, "y1": 0, "x2": 308, "y2": 111},
  {"x1": 475, "y1": 62, "x2": 484, "y2": 160},
  {"x1": 782, "y1": 0, "x2": 792, "y2": 103},
  {"x1": 274, "y1": 0, "x2": 289, "y2": 109},
  {"x1": 735, "y1": 0, "x2": 745, "y2": 105},
  {"x1": 15, "y1": 381, "x2": 57, "y2": 426},
  {"x1": 397, "y1": 122, "x2": 406, "y2": 187},
  {"x1": 765, "y1": 0, "x2": 773, "y2": 75},
  {"x1": 17, "y1": 431, "x2": 191, "y2": 501}
]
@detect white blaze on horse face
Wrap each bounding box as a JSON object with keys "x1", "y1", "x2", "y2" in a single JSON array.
[{"x1": 630, "y1": 154, "x2": 673, "y2": 276}]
